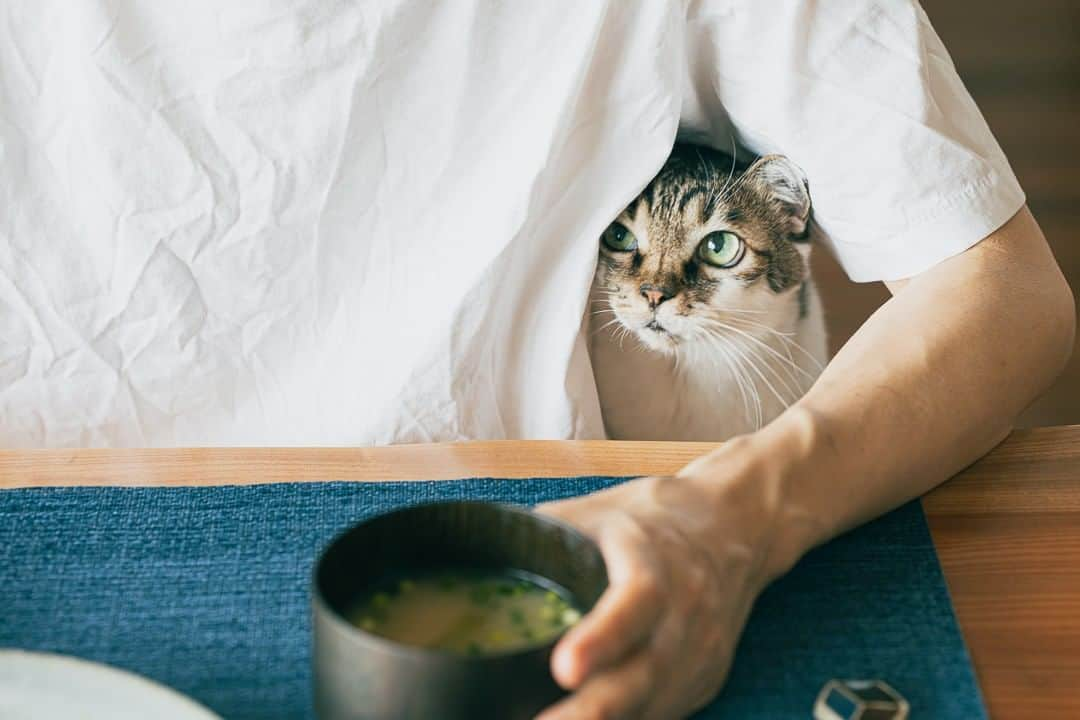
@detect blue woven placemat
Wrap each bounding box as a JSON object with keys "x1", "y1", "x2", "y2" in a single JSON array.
[{"x1": 0, "y1": 478, "x2": 985, "y2": 719}]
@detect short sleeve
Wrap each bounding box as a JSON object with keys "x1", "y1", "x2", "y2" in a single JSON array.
[{"x1": 682, "y1": 0, "x2": 1026, "y2": 282}]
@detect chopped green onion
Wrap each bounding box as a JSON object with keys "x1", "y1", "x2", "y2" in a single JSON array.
[{"x1": 469, "y1": 586, "x2": 493, "y2": 604}]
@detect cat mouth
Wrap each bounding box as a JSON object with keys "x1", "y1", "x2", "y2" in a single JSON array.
[{"x1": 644, "y1": 319, "x2": 668, "y2": 334}]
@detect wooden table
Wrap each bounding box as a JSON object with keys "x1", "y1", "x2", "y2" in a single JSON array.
[{"x1": 3, "y1": 426, "x2": 1078, "y2": 719}]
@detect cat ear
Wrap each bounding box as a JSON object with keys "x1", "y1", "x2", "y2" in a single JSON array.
[{"x1": 744, "y1": 155, "x2": 811, "y2": 238}]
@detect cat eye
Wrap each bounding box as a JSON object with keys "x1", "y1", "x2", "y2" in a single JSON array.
[
  {"x1": 601, "y1": 223, "x2": 638, "y2": 252},
  {"x1": 698, "y1": 231, "x2": 743, "y2": 268}
]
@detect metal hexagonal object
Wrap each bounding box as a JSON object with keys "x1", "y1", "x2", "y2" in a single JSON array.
[{"x1": 813, "y1": 679, "x2": 910, "y2": 720}]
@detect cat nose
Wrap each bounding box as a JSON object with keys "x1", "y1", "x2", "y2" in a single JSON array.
[{"x1": 640, "y1": 283, "x2": 674, "y2": 309}]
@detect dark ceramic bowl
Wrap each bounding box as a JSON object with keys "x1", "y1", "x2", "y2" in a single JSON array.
[{"x1": 312, "y1": 500, "x2": 609, "y2": 720}]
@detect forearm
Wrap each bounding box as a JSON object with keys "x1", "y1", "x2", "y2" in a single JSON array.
[{"x1": 681, "y1": 206, "x2": 1075, "y2": 583}]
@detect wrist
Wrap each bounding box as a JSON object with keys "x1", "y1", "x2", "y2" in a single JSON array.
[
  {"x1": 676, "y1": 405, "x2": 835, "y2": 587},
  {"x1": 756, "y1": 406, "x2": 838, "y2": 581}
]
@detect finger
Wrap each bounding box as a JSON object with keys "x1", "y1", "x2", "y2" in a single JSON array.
[
  {"x1": 644, "y1": 646, "x2": 732, "y2": 720},
  {"x1": 644, "y1": 563, "x2": 743, "y2": 719},
  {"x1": 536, "y1": 647, "x2": 654, "y2": 720},
  {"x1": 641, "y1": 599, "x2": 720, "y2": 718},
  {"x1": 551, "y1": 528, "x2": 664, "y2": 689}
]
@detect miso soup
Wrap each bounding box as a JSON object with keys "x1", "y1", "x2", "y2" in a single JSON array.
[{"x1": 349, "y1": 569, "x2": 583, "y2": 656}]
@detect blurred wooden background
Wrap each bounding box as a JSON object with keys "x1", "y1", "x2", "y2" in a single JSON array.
[{"x1": 812, "y1": 0, "x2": 1080, "y2": 427}]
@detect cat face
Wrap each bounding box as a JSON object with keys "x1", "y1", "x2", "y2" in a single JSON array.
[{"x1": 595, "y1": 144, "x2": 813, "y2": 354}]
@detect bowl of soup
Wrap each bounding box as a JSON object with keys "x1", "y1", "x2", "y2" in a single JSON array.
[{"x1": 312, "y1": 500, "x2": 609, "y2": 720}]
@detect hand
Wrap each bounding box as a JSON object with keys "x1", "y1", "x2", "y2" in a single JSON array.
[{"x1": 534, "y1": 467, "x2": 772, "y2": 720}]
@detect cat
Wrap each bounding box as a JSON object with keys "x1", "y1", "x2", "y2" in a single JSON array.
[{"x1": 589, "y1": 143, "x2": 828, "y2": 442}]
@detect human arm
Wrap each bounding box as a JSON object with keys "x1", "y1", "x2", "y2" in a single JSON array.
[{"x1": 536, "y1": 206, "x2": 1075, "y2": 719}]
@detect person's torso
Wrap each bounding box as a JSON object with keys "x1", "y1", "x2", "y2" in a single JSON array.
[{"x1": 0, "y1": 0, "x2": 688, "y2": 446}]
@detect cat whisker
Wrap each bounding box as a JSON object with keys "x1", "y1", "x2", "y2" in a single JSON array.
[
  {"x1": 715, "y1": 313, "x2": 796, "y2": 336},
  {"x1": 702, "y1": 319, "x2": 817, "y2": 384},
  {"x1": 714, "y1": 312, "x2": 809, "y2": 363},
  {"x1": 713, "y1": 330, "x2": 792, "y2": 412},
  {"x1": 710, "y1": 133, "x2": 740, "y2": 211},
  {"x1": 724, "y1": 317, "x2": 799, "y2": 366},
  {"x1": 702, "y1": 324, "x2": 804, "y2": 422},
  {"x1": 714, "y1": 157, "x2": 754, "y2": 209},
  {"x1": 590, "y1": 316, "x2": 624, "y2": 337},
  {"x1": 741, "y1": 340, "x2": 804, "y2": 404},
  {"x1": 706, "y1": 307, "x2": 772, "y2": 316},
  {"x1": 724, "y1": 317, "x2": 825, "y2": 372},
  {"x1": 720, "y1": 336, "x2": 764, "y2": 429},
  {"x1": 721, "y1": 342, "x2": 759, "y2": 428},
  {"x1": 699, "y1": 325, "x2": 786, "y2": 399},
  {"x1": 724, "y1": 318, "x2": 816, "y2": 373},
  {"x1": 699, "y1": 331, "x2": 755, "y2": 428},
  {"x1": 704, "y1": 327, "x2": 768, "y2": 428}
]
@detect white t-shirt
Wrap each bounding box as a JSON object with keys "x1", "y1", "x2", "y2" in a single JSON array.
[{"x1": 0, "y1": 1, "x2": 1025, "y2": 447}]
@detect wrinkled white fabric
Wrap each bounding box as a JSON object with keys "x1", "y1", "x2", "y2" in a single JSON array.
[{"x1": 0, "y1": 0, "x2": 1024, "y2": 447}]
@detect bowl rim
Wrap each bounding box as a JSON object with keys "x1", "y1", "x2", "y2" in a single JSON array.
[{"x1": 310, "y1": 499, "x2": 607, "y2": 663}]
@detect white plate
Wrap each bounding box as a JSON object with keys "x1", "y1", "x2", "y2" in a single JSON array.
[{"x1": 0, "y1": 650, "x2": 221, "y2": 720}]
